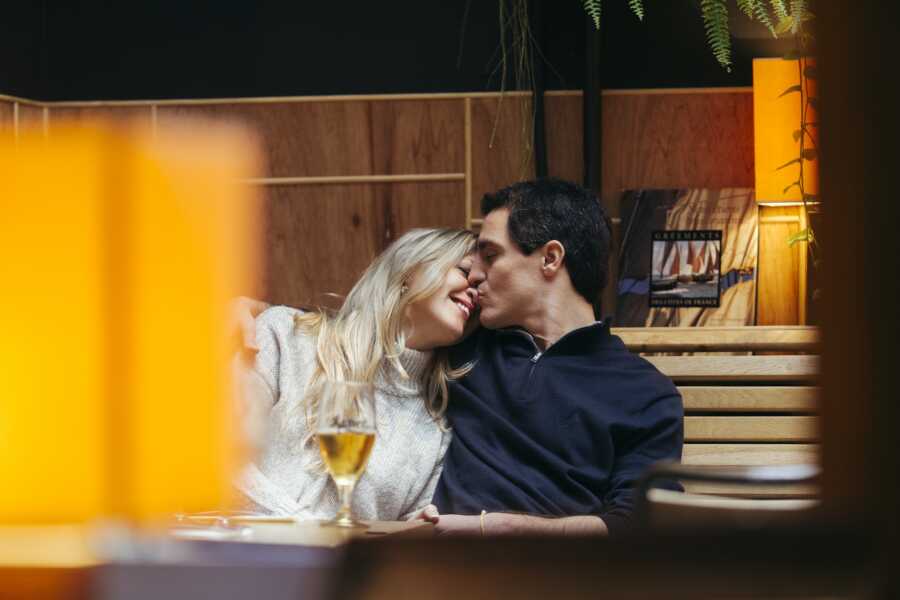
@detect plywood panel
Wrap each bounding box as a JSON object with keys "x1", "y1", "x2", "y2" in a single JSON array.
[
  {"x1": 601, "y1": 92, "x2": 755, "y2": 220},
  {"x1": 50, "y1": 106, "x2": 153, "y2": 132},
  {"x1": 0, "y1": 100, "x2": 14, "y2": 132},
  {"x1": 758, "y1": 205, "x2": 802, "y2": 325},
  {"x1": 369, "y1": 99, "x2": 464, "y2": 175},
  {"x1": 470, "y1": 95, "x2": 534, "y2": 219},
  {"x1": 261, "y1": 182, "x2": 465, "y2": 309},
  {"x1": 159, "y1": 102, "x2": 374, "y2": 178},
  {"x1": 545, "y1": 94, "x2": 583, "y2": 184},
  {"x1": 260, "y1": 185, "x2": 384, "y2": 309},
  {"x1": 17, "y1": 104, "x2": 45, "y2": 137},
  {"x1": 387, "y1": 181, "x2": 466, "y2": 242}
]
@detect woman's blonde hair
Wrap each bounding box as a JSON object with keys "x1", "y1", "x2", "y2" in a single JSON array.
[{"x1": 295, "y1": 227, "x2": 476, "y2": 433}]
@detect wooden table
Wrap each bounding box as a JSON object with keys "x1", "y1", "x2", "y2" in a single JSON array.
[{"x1": 170, "y1": 518, "x2": 434, "y2": 548}]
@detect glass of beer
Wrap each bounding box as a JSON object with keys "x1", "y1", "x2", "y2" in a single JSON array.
[{"x1": 315, "y1": 380, "x2": 376, "y2": 528}]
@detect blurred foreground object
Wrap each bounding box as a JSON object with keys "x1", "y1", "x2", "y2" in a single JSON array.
[{"x1": 0, "y1": 120, "x2": 262, "y2": 526}]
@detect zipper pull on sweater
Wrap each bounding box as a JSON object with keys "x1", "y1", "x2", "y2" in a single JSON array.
[{"x1": 530, "y1": 352, "x2": 542, "y2": 363}]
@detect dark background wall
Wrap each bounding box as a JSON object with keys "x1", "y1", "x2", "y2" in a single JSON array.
[{"x1": 2, "y1": 1, "x2": 785, "y2": 101}]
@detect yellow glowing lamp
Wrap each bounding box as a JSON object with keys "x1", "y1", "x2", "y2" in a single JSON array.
[
  {"x1": 0, "y1": 121, "x2": 261, "y2": 524},
  {"x1": 753, "y1": 57, "x2": 819, "y2": 204}
]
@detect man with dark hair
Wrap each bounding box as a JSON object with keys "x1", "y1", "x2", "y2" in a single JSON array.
[{"x1": 422, "y1": 178, "x2": 683, "y2": 537}]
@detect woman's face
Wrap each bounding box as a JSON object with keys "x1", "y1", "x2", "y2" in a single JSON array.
[{"x1": 404, "y1": 254, "x2": 478, "y2": 350}]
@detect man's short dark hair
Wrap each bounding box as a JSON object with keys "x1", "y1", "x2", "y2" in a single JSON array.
[{"x1": 481, "y1": 178, "x2": 611, "y2": 306}]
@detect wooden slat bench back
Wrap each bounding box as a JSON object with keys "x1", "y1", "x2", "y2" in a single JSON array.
[{"x1": 612, "y1": 326, "x2": 820, "y2": 499}]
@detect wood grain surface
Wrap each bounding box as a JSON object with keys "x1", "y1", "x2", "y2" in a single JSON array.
[
  {"x1": 49, "y1": 106, "x2": 153, "y2": 130},
  {"x1": 614, "y1": 325, "x2": 818, "y2": 352},
  {"x1": 684, "y1": 416, "x2": 818, "y2": 442},
  {"x1": 647, "y1": 355, "x2": 818, "y2": 381},
  {"x1": 0, "y1": 100, "x2": 15, "y2": 132},
  {"x1": 545, "y1": 94, "x2": 583, "y2": 185},
  {"x1": 260, "y1": 182, "x2": 465, "y2": 308},
  {"x1": 682, "y1": 443, "x2": 819, "y2": 466},
  {"x1": 680, "y1": 386, "x2": 817, "y2": 412},
  {"x1": 469, "y1": 96, "x2": 534, "y2": 218},
  {"x1": 600, "y1": 92, "x2": 755, "y2": 219},
  {"x1": 758, "y1": 205, "x2": 802, "y2": 325}
]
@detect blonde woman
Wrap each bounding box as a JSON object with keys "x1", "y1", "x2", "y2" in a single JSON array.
[{"x1": 235, "y1": 228, "x2": 478, "y2": 521}]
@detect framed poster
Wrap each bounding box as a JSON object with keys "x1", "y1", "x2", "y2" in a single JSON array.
[{"x1": 615, "y1": 189, "x2": 758, "y2": 327}]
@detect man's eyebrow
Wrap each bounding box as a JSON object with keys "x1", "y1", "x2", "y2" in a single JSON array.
[{"x1": 477, "y1": 239, "x2": 499, "y2": 251}]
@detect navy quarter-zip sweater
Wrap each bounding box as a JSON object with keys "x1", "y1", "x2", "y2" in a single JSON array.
[{"x1": 432, "y1": 321, "x2": 683, "y2": 538}]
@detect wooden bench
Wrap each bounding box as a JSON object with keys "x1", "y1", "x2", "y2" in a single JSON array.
[{"x1": 612, "y1": 326, "x2": 820, "y2": 499}]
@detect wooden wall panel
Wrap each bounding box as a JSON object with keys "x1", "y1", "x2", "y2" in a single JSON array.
[
  {"x1": 262, "y1": 181, "x2": 466, "y2": 308},
  {"x1": 388, "y1": 181, "x2": 466, "y2": 241},
  {"x1": 50, "y1": 106, "x2": 153, "y2": 131},
  {"x1": 470, "y1": 95, "x2": 534, "y2": 219},
  {"x1": 545, "y1": 94, "x2": 583, "y2": 184},
  {"x1": 17, "y1": 104, "x2": 45, "y2": 135},
  {"x1": 758, "y1": 206, "x2": 802, "y2": 325},
  {"x1": 159, "y1": 102, "x2": 374, "y2": 178},
  {"x1": 0, "y1": 100, "x2": 13, "y2": 131},
  {"x1": 600, "y1": 92, "x2": 755, "y2": 220},
  {"x1": 369, "y1": 100, "x2": 464, "y2": 175},
  {"x1": 261, "y1": 184, "x2": 384, "y2": 308}
]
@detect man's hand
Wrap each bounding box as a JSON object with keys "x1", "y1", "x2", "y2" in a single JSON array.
[{"x1": 230, "y1": 296, "x2": 270, "y2": 358}]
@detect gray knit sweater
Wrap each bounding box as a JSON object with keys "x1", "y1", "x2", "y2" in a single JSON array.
[{"x1": 234, "y1": 306, "x2": 451, "y2": 521}]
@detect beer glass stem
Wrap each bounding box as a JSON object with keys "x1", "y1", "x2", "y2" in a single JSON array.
[{"x1": 335, "y1": 480, "x2": 356, "y2": 525}]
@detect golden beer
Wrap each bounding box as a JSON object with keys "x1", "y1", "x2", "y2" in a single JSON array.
[{"x1": 317, "y1": 431, "x2": 375, "y2": 485}]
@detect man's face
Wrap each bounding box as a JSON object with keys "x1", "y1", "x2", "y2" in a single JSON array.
[{"x1": 469, "y1": 208, "x2": 543, "y2": 329}]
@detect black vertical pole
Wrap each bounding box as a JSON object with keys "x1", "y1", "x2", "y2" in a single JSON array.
[
  {"x1": 530, "y1": 0, "x2": 548, "y2": 178},
  {"x1": 583, "y1": 14, "x2": 602, "y2": 194}
]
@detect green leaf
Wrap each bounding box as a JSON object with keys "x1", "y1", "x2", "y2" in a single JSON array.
[
  {"x1": 582, "y1": 0, "x2": 601, "y2": 30},
  {"x1": 700, "y1": 0, "x2": 732, "y2": 71},
  {"x1": 774, "y1": 15, "x2": 795, "y2": 35},
  {"x1": 792, "y1": 129, "x2": 802, "y2": 142},
  {"x1": 801, "y1": 148, "x2": 818, "y2": 160},
  {"x1": 770, "y1": 0, "x2": 789, "y2": 20},
  {"x1": 628, "y1": 0, "x2": 644, "y2": 21},
  {"x1": 776, "y1": 158, "x2": 802, "y2": 171},
  {"x1": 788, "y1": 228, "x2": 811, "y2": 247},
  {"x1": 778, "y1": 84, "x2": 802, "y2": 98},
  {"x1": 803, "y1": 65, "x2": 817, "y2": 79}
]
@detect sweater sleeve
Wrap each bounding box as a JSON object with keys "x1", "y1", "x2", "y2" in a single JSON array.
[
  {"x1": 399, "y1": 426, "x2": 452, "y2": 520},
  {"x1": 598, "y1": 384, "x2": 684, "y2": 538},
  {"x1": 234, "y1": 305, "x2": 312, "y2": 453}
]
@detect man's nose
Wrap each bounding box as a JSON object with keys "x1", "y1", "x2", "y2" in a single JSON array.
[{"x1": 468, "y1": 261, "x2": 486, "y2": 287}]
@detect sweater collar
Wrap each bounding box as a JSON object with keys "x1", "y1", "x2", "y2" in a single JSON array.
[{"x1": 376, "y1": 347, "x2": 433, "y2": 398}]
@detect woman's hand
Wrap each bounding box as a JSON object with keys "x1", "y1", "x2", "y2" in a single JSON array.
[{"x1": 230, "y1": 296, "x2": 271, "y2": 357}]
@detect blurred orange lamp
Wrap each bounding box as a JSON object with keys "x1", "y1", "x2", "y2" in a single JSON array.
[
  {"x1": 753, "y1": 57, "x2": 819, "y2": 205},
  {"x1": 0, "y1": 121, "x2": 261, "y2": 526}
]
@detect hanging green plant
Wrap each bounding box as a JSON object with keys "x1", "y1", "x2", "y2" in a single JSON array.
[{"x1": 579, "y1": 0, "x2": 810, "y2": 71}]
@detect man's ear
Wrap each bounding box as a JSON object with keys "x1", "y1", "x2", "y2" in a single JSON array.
[{"x1": 540, "y1": 240, "x2": 565, "y2": 277}]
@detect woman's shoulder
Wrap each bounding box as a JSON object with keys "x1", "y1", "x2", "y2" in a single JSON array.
[{"x1": 254, "y1": 305, "x2": 318, "y2": 355}]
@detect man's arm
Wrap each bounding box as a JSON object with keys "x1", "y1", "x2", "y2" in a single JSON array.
[{"x1": 414, "y1": 506, "x2": 608, "y2": 537}]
